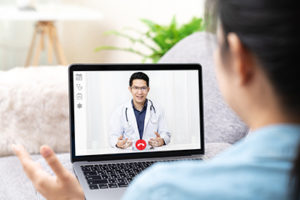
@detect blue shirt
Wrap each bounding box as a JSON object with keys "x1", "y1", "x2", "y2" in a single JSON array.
[
  {"x1": 122, "y1": 124, "x2": 300, "y2": 200},
  {"x1": 132, "y1": 99, "x2": 147, "y2": 139}
]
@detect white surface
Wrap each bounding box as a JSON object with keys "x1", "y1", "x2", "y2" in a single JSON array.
[
  {"x1": 76, "y1": 143, "x2": 201, "y2": 156},
  {"x1": 0, "y1": 0, "x2": 204, "y2": 70},
  {"x1": 0, "y1": 5, "x2": 102, "y2": 21}
]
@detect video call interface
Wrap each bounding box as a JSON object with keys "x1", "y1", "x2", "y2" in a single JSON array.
[{"x1": 73, "y1": 70, "x2": 201, "y2": 156}]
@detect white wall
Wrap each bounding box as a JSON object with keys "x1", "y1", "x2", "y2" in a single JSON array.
[
  {"x1": 75, "y1": 70, "x2": 201, "y2": 155},
  {"x1": 0, "y1": 0, "x2": 205, "y2": 70}
]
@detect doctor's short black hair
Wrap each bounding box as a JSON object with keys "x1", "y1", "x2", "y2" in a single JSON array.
[{"x1": 129, "y1": 72, "x2": 149, "y2": 86}]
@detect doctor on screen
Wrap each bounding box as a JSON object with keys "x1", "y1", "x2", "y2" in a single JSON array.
[{"x1": 109, "y1": 72, "x2": 171, "y2": 150}]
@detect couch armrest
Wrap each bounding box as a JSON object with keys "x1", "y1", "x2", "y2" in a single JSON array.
[{"x1": 0, "y1": 66, "x2": 70, "y2": 157}]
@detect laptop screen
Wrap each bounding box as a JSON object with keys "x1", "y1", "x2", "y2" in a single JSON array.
[{"x1": 69, "y1": 64, "x2": 204, "y2": 160}]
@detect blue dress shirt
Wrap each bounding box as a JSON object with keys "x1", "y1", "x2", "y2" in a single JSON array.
[
  {"x1": 122, "y1": 124, "x2": 300, "y2": 200},
  {"x1": 132, "y1": 99, "x2": 147, "y2": 140}
]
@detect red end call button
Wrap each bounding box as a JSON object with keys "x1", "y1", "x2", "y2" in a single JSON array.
[{"x1": 135, "y1": 139, "x2": 146, "y2": 150}]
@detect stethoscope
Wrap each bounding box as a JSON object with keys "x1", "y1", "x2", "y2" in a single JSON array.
[{"x1": 125, "y1": 99, "x2": 157, "y2": 124}]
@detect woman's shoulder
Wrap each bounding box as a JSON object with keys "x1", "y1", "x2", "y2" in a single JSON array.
[{"x1": 123, "y1": 145, "x2": 291, "y2": 200}]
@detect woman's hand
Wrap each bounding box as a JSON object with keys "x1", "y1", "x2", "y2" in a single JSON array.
[{"x1": 12, "y1": 144, "x2": 85, "y2": 200}]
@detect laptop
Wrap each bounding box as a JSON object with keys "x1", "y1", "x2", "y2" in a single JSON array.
[{"x1": 69, "y1": 63, "x2": 204, "y2": 199}]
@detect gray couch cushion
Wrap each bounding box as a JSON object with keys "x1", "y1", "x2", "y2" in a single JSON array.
[
  {"x1": 0, "y1": 154, "x2": 40, "y2": 200},
  {"x1": 159, "y1": 32, "x2": 248, "y2": 144},
  {"x1": 0, "y1": 153, "x2": 72, "y2": 200}
]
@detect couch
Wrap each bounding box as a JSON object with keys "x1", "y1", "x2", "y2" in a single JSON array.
[{"x1": 0, "y1": 32, "x2": 248, "y2": 199}]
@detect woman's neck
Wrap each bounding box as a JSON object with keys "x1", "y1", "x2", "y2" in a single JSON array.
[{"x1": 247, "y1": 106, "x2": 300, "y2": 131}]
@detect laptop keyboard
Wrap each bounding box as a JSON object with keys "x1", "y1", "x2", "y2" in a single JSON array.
[
  {"x1": 81, "y1": 159, "x2": 201, "y2": 190},
  {"x1": 82, "y1": 161, "x2": 156, "y2": 190}
]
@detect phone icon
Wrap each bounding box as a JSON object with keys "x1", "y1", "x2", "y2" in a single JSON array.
[
  {"x1": 137, "y1": 143, "x2": 145, "y2": 147},
  {"x1": 135, "y1": 139, "x2": 147, "y2": 150}
]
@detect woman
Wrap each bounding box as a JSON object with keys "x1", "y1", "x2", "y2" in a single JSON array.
[{"x1": 12, "y1": 0, "x2": 300, "y2": 199}]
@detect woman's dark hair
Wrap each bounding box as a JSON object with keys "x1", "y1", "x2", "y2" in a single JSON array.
[
  {"x1": 129, "y1": 72, "x2": 149, "y2": 87},
  {"x1": 205, "y1": 0, "x2": 300, "y2": 199}
]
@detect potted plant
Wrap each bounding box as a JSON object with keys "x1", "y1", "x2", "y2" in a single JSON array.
[{"x1": 95, "y1": 16, "x2": 205, "y2": 63}]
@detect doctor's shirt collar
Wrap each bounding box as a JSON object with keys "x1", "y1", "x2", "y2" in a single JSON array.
[{"x1": 131, "y1": 99, "x2": 148, "y2": 112}]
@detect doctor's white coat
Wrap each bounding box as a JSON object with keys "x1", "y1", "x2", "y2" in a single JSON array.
[{"x1": 109, "y1": 99, "x2": 171, "y2": 148}]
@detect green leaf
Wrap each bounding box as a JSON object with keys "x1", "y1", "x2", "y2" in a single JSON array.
[
  {"x1": 95, "y1": 16, "x2": 205, "y2": 63},
  {"x1": 140, "y1": 19, "x2": 159, "y2": 32}
]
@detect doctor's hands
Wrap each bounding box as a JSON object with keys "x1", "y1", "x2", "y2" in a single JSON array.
[
  {"x1": 116, "y1": 135, "x2": 133, "y2": 149},
  {"x1": 12, "y1": 144, "x2": 85, "y2": 200},
  {"x1": 149, "y1": 132, "x2": 165, "y2": 147}
]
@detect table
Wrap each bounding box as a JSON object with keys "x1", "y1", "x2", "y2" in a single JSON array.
[{"x1": 0, "y1": 5, "x2": 102, "y2": 66}]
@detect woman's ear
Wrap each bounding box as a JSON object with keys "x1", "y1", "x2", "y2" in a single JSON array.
[{"x1": 227, "y1": 33, "x2": 255, "y2": 85}]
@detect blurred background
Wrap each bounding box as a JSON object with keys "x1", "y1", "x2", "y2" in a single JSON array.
[{"x1": 0, "y1": 0, "x2": 205, "y2": 70}]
